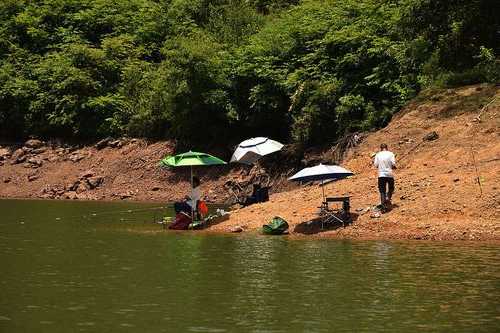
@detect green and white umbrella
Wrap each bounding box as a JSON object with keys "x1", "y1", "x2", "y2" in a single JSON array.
[
  {"x1": 160, "y1": 151, "x2": 226, "y2": 218},
  {"x1": 161, "y1": 151, "x2": 226, "y2": 168}
]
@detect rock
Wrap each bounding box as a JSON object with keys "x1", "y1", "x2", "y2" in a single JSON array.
[
  {"x1": 80, "y1": 170, "x2": 94, "y2": 179},
  {"x1": 357, "y1": 206, "x2": 371, "y2": 215},
  {"x1": 95, "y1": 137, "x2": 112, "y2": 150},
  {"x1": 4, "y1": 177, "x2": 11, "y2": 183},
  {"x1": 370, "y1": 212, "x2": 381, "y2": 219},
  {"x1": 15, "y1": 155, "x2": 27, "y2": 164},
  {"x1": 63, "y1": 191, "x2": 79, "y2": 200},
  {"x1": 27, "y1": 157, "x2": 43, "y2": 168},
  {"x1": 69, "y1": 154, "x2": 85, "y2": 163},
  {"x1": 230, "y1": 226, "x2": 244, "y2": 233},
  {"x1": 31, "y1": 147, "x2": 47, "y2": 155},
  {"x1": 453, "y1": 178, "x2": 460, "y2": 182},
  {"x1": 86, "y1": 176, "x2": 104, "y2": 189},
  {"x1": 27, "y1": 174, "x2": 39, "y2": 182},
  {"x1": 120, "y1": 193, "x2": 132, "y2": 199},
  {"x1": 423, "y1": 131, "x2": 439, "y2": 141},
  {"x1": 11, "y1": 149, "x2": 26, "y2": 164},
  {"x1": 68, "y1": 180, "x2": 80, "y2": 192},
  {"x1": 151, "y1": 186, "x2": 161, "y2": 191},
  {"x1": 24, "y1": 139, "x2": 44, "y2": 149},
  {"x1": 76, "y1": 182, "x2": 89, "y2": 194},
  {"x1": 108, "y1": 140, "x2": 123, "y2": 148},
  {"x1": 0, "y1": 148, "x2": 11, "y2": 160},
  {"x1": 55, "y1": 148, "x2": 67, "y2": 155}
]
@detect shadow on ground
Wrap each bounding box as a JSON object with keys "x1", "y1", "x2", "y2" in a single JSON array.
[{"x1": 293, "y1": 213, "x2": 359, "y2": 235}]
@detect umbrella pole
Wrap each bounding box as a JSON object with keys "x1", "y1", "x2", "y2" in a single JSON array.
[
  {"x1": 321, "y1": 180, "x2": 325, "y2": 203},
  {"x1": 191, "y1": 166, "x2": 194, "y2": 221}
]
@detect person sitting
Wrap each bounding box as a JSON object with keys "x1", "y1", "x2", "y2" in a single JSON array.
[
  {"x1": 242, "y1": 183, "x2": 269, "y2": 206},
  {"x1": 243, "y1": 183, "x2": 261, "y2": 206},
  {"x1": 174, "y1": 176, "x2": 202, "y2": 216}
]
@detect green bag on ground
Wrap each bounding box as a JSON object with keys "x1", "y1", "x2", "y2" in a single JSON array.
[{"x1": 262, "y1": 216, "x2": 289, "y2": 235}]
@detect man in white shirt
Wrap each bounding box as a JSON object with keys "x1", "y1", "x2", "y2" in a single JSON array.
[
  {"x1": 374, "y1": 143, "x2": 396, "y2": 209},
  {"x1": 174, "y1": 176, "x2": 202, "y2": 216}
]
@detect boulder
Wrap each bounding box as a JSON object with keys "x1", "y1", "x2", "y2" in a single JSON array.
[
  {"x1": 423, "y1": 131, "x2": 439, "y2": 141},
  {"x1": 0, "y1": 148, "x2": 11, "y2": 160},
  {"x1": 69, "y1": 154, "x2": 85, "y2": 162},
  {"x1": 86, "y1": 176, "x2": 104, "y2": 189},
  {"x1": 80, "y1": 170, "x2": 94, "y2": 179},
  {"x1": 76, "y1": 182, "x2": 89, "y2": 194},
  {"x1": 31, "y1": 147, "x2": 47, "y2": 155},
  {"x1": 55, "y1": 148, "x2": 67, "y2": 155},
  {"x1": 95, "y1": 137, "x2": 112, "y2": 150},
  {"x1": 120, "y1": 192, "x2": 133, "y2": 199},
  {"x1": 230, "y1": 226, "x2": 244, "y2": 233},
  {"x1": 11, "y1": 149, "x2": 25, "y2": 164},
  {"x1": 63, "y1": 191, "x2": 79, "y2": 200},
  {"x1": 108, "y1": 139, "x2": 123, "y2": 148},
  {"x1": 27, "y1": 157, "x2": 43, "y2": 168},
  {"x1": 27, "y1": 174, "x2": 39, "y2": 182},
  {"x1": 24, "y1": 139, "x2": 44, "y2": 149},
  {"x1": 3, "y1": 177, "x2": 11, "y2": 183},
  {"x1": 68, "y1": 180, "x2": 80, "y2": 192}
]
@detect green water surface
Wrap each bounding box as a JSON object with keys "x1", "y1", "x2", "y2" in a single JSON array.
[{"x1": 0, "y1": 199, "x2": 499, "y2": 332}]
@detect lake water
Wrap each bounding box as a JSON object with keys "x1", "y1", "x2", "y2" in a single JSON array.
[{"x1": 0, "y1": 199, "x2": 499, "y2": 332}]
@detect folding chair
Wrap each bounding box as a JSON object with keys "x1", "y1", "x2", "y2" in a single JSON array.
[{"x1": 318, "y1": 196, "x2": 351, "y2": 228}]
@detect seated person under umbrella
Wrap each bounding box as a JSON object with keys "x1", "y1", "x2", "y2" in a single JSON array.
[
  {"x1": 243, "y1": 183, "x2": 269, "y2": 206},
  {"x1": 174, "y1": 176, "x2": 201, "y2": 216}
]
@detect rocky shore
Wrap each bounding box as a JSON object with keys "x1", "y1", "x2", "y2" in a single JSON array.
[{"x1": 1, "y1": 85, "x2": 499, "y2": 241}]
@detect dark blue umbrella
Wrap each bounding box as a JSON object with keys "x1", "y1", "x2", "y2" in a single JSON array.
[{"x1": 288, "y1": 164, "x2": 354, "y2": 202}]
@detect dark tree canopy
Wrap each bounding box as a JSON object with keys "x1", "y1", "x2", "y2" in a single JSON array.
[{"x1": 0, "y1": 0, "x2": 498, "y2": 145}]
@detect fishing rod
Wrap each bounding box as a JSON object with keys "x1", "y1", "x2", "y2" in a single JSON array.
[{"x1": 55, "y1": 206, "x2": 168, "y2": 220}]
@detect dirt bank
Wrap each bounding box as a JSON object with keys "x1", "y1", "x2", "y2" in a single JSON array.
[
  {"x1": 0, "y1": 138, "x2": 238, "y2": 203},
  {"x1": 1, "y1": 84, "x2": 499, "y2": 241},
  {"x1": 209, "y1": 84, "x2": 500, "y2": 241}
]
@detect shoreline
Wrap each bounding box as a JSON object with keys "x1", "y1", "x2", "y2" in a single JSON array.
[
  {"x1": 1, "y1": 85, "x2": 499, "y2": 242},
  {"x1": 1, "y1": 196, "x2": 498, "y2": 243}
]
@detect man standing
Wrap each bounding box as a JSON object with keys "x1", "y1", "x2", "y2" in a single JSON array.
[{"x1": 374, "y1": 143, "x2": 396, "y2": 209}]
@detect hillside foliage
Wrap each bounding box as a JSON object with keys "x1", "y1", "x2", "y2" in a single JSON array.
[{"x1": 0, "y1": 0, "x2": 498, "y2": 145}]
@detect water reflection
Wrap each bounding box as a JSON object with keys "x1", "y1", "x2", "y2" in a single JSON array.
[{"x1": 0, "y1": 199, "x2": 499, "y2": 333}]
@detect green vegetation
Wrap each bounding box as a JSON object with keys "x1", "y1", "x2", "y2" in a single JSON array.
[{"x1": 0, "y1": 0, "x2": 498, "y2": 145}]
